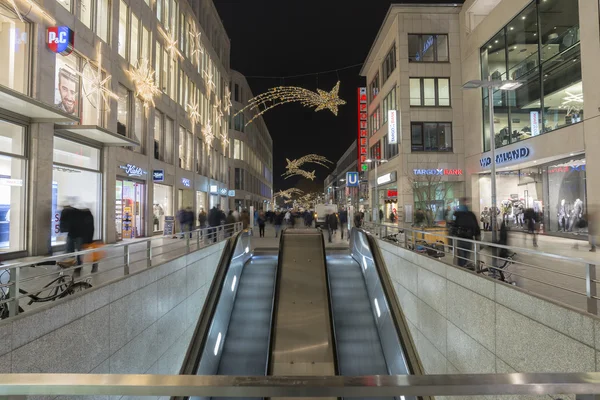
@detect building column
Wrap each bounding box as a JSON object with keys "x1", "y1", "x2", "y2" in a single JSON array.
[
  {"x1": 27, "y1": 123, "x2": 54, "y2": 256},
  {"x1": 579, "y1": 0, "x2": 600, "y2": 209}
]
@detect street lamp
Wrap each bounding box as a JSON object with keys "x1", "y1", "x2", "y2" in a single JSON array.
[
  {"x1": 463, "y1": 77, "x2": 523, "y2": 243},
  {"x1": 365, "y1": 158, "x2": 388, "y2": 222}
]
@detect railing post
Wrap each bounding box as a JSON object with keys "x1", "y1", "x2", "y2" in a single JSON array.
[
  {"x1": 586, "y1": 263, "x2": 597, "y2": 315},
  {"x1": 473, "y1": 242, "x2": 479, "y2": 271},
  {"x1": 123, "y1": 244, "x2": 130, "y2": 275},
  {"x1": 146, "y1": 240, "x2": 152, "y2": 268},
  {"x1": 404, "y1": 230, "x2": 408, "y2": 249},
  {"x1": 196, "y1": 228, "x2": 200, "y2": 249},
  {"x1": 8, "y1": 266, "x2": 20, "y2": 317},
  {"x1": 452, "y1": 237, "x2": 457, "y2": 265},
  {"x1": 186, "y1": 234, "x2": 191, "y2": 253},
  {"x1": 384, "y1": 226, "x2": 388, "y2": 238}
]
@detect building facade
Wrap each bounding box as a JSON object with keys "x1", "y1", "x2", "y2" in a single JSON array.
[
  {"x1": 361, "y1": 4, "x2": 465, "y2": 224},
  {"x1": 0, "y1": 0, "x2": 231, "y2": 259},
  {"x1": 323, "y1": 140, "x2": 358, "y2": 207},
  {"x1": 461, "y1": 0, "x2": 596, "y2": 239},
  {"x1": 228, "y1": 70, "x2": 274, "y2": 211}
]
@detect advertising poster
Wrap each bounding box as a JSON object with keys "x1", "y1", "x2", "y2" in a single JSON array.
[
  {"x1": 55, "y1": 55, "x2": 80, "y2": 117},
  {"x1": 163, "y1": 216, "x2": 175, "y2": 236}
]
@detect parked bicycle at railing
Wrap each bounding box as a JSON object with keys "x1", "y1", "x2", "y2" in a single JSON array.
[
  {"x1": 0, "y1": 258, "x2": 92, "y2": 319},
  {"x1": 408, "y1": 239, "x2": 446, "y2": 258},
  {"x1": 476, "y1": 251, "x2": 517, "y2": 285}
]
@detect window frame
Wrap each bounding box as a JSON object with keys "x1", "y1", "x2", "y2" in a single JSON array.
[
  {"x1": 409, "y1": 77, "x2": 451, "y2": 107},
  {"x1": 410, "y1": 122, "x2": 453, "y2": 152},
  {"x1": 408, "y1": 34, "x2": 449, "y2": 63},
  {"x1": 382, "y1": 43, "x2": 397, "y2": 83},
  {"x1": 370, "y1": 72, "x2": 380, "y2": 101}
]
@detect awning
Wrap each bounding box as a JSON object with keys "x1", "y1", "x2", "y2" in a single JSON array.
[
  {"x1": 0, "y1": 85, "x2": 79, "y2": 123},
  {"x1": 54, "y1": 125, "x2": 140, "y2": 147}
]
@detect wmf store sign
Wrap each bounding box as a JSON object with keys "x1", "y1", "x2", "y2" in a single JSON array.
[{"x1": 480, "y1": 147, "x2": 530, "y2": 168}]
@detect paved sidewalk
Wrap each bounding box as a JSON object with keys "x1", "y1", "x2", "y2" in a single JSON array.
[{"x1": 251, "y1": 222, "x2": 349, "y2": 250}]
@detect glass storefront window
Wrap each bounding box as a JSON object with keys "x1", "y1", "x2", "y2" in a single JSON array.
[
  {"x1": 153, "y1": 184, "x2": 172, "y2": 232},
  {"x1": 0, "y1": 121, "x2": 26, "y2": 253},
  {"x1": 116, "y1": 180, "x2": 145, "y2": 240},
  {"x1": 52, "y1": 138, "x2": 102, "y2": 245},
  {"x1": 547, "y1": 157, "x2": 586, "y2": 236},
  {"x1": 0, "y1": 13, "x2": 29, "y2": 94},
  {"x1": 480, "y1": 0, "x2": 582, "y2": 150}
]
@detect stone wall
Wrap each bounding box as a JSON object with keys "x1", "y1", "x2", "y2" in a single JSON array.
[
  {"x1": 0, "y1": 241, "x2": 225, "y2": 399},
  {"x1": 378, "y1": 239, "x2": 600, "y2": 379}
]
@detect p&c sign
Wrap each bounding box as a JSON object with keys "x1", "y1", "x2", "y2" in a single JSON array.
[{"x1": 46, "y1": 26, "x2": 74, "y2": 55}]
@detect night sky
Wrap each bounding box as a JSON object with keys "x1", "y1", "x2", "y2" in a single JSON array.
[{"x1": 213, "y1": 0, "x2": 462, "y2": 193}]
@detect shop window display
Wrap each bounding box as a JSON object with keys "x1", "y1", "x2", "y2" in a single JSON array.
[
  {"x1": 51, "y1": 138, "x2": 102, "y2": 245},
  {"x1": 116, "y1": 180, "x2": 145, "y2": 239},
  {"x1": 153, "y1": 184, "x2": 172, "y2": 232},
  {"x1": 547, "y1": 157, "x2": 586, "y2": 236},
  {"x1": 0, "y1": 121, "x2": 26, "y2": 253}
]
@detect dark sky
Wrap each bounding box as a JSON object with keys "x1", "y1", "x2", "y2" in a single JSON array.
[{"x1": 213, "y1": 0, "x2": 461, "y2": 192}]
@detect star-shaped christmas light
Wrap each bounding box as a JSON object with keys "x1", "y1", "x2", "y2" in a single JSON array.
[
  {"x1": 213, "y1": 98, "x2": 224, "y2": 127},
  {"x1": 187, "y1": 100, "x2": 201, "y2": 126},
  {"x1": 203, "y1": 58, "x2": 216, "y2": 100},
  {"x1": 128, "y1": 59, "x2": 161, "y2": 108},
  {"x1": 189, "y1": 29, "x2": 204, "y2": 66},
  {"x1": 223, "y1": 85, "x2": 233, "y2": 114},
  {"x1": 220, "y1": 132, "x2": 230, "y2": 152},
  {"x1": 283, "y1": 169, "x2": 316, "y2": 181},
  {"x1": 235, "y1": 81, "x2": 346, "y2": 126},
  {"x1": 202, "y1": 118, "x2": 215, "y2": 148},
  {"x1": 158, "y1": 26, "x2": 183, "y2": 61}
]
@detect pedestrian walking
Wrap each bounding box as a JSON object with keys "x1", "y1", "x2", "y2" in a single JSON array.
[
  {"x1": 241, "y1": 209, "x2": 250, "y2": 230},
  {"x1": 449, "y1": 198, "x2": 481, "y2": 268},
  {"x1": 275, "y1": 211, "x2": 284, "y2": 237},
  {"x1": 339, "y1": 207, "x2": 348, "y2": 239},
  {"x1": 258, "y1": 209, "x2": 266, "y2": 237},
  {"x1": 225, "y1": 210, "x2": 236, "y2": 237},
  {"x1": 327, "y1": 212, "x2": 338, "y2": 243},
  {"x1": 524, "y1": 208, "x2": 538, "y2": 247}
]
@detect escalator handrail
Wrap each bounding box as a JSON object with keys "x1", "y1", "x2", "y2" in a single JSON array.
[
  {"x1": 358, "y1": 228, "x2": 428, "y2": 379},
  {"x1": 265, "y1": 229, "x2": 284, "y2": 375},
  {"x1": 174, "y1": 229, "x2": 246, "y2": 393},
  {"x1": 320, "y1": 229, "x2": 340, "y2": 377}
]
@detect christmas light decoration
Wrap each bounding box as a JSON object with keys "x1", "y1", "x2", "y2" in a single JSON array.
[
  {"x1": 284, "y1": 169, "x2": 316, "y2": 181},
  {"x1": 189, "y1": 29, "x2": 204, "y2": 66},
  {"x1": 66, "y1": 43, "x2": 119, "y2": 113},
  {"x1": 223, "y1": 85, "x2": 233, "y2": 114},
  {"x1": 5, "y1": 0, "x2": 55, "y2": 23},
  {"x1": 220, "y1": 132, "x2": 229, "y2": 152},
  {"x1": 275, "y1": 188, "x2": 304, "y2": 199},
  {"x1": 128, "y1": 58, "x2": 161, "y2": 108},
  {"x1": 158, "y1": 26, "x2": 183, "y2": 61},
  {"x1": 187, "y1": 100, "x2": 201, "y2": 126},
  {"x1": 285, "y1": 154, "x2": 332, "y2": 170},
  {"x1": 235, "y1": 81, "x2": 346, "y2": 127},
  {"x1": 203, "y1": 58, "x2": 216, "y2": 100},
  {"x1": 214, "y1": 98, "x2": 224, "y2": 127},
  {"x1": 202, "y1": 118, "x2": 215, "y2": 148}
]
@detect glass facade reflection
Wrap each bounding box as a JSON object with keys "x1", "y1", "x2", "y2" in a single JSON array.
[{"x1": 480, "y1": 0, "x2": 581, "y2": 151}]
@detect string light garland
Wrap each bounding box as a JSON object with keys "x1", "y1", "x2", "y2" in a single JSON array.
[
  {"x1": 202, "y1": 118, "x2": 215, "y2": 148},
  {"x1": 187, "y1": 100, "x2": 201, "y2": 126},
  {"x1": 284, "y1": 169, "x2": 316, "y2": 181},
  {"x1": 235, "y1": 81, "x2": 346, "y2": 127},
  {"x1": 128, "y1": 59, "x2": 161, "y2": 108}
]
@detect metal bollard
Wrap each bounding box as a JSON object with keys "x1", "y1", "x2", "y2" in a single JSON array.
[
  {"x1": 586, "y1": 263, "x2": 598, "y2": 315},
  {"x1": 8, "y1": 266, "x2": 20, "y2": 317},
  {"x1": 146, "y1": 240, "x2": 152, "y2": 268},
  {"x1": 123, "y1": 244, "x2": 130, "y2": 275}
]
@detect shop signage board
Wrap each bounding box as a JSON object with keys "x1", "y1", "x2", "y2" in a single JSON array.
[
  {"x1": 413, "y1": 168, "x2": 463, "y2": 176},
  {"x1": 0, "y1": 178, "x2": 23, "y2": 186},
  {"x1": 120, "y1": 164, "x2": 146, "y2": 177},
  {"x1": 388, "y1": 110, "x2": 398, "y2": 144},
  {"x1": 219, "y1": 188, "x2": 228, "y2": 196},
  {"x1": 163, "y1": 216, "x2": 175, "y2": 236},
  {"x1": 530, "y1": 111, "x2": 540, "y2": 136},
  {"x1": 377, "y1": 171, "x2": 397, "y2": 185},
  {"x1": 210, "y1": 185, "x2": 218, "y2": 194},
  {"x1": 181, "y1": 178, "x2": 191, "y2": 187},
  {"x1": 152, "y1": 170, "x2": 164, "y2": 182},
  {"x1": 480, "y1": 147, "x2": 530, "y2": 167},
  {"x1": 46, "y1": 26, "x2": 74, "y2": 55},
  {"x1": 387, "y1": 189, "x2": 398, "y2": 197},
  {"x1": 346, "y1": 171, "x2": 359, "y2": 187},
  {"x1": 228, "y1": 190, "x2": 236, "y2": 197},
  {"x1": 357, "y1": 87, "x2": 368, "y2": 171}
]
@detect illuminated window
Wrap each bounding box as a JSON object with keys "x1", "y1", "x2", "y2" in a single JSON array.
[
  {"x1": 408, "y1": 34, "x2": 449, "y2": 62},
  {"x1": 409, "y1": 78, "x2": 451, "y2": 107},
  {"x1": 118, "y1": 0, "x2": 128, "y2": 58}
]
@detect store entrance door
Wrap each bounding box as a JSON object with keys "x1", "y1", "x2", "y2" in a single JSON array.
[{"x1": 116, "y1": 179, "x2": 145, "y2": 240}]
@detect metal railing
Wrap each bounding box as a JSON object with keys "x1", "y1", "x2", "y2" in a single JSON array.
[
  {"x1": 364, "y1": 222, "x2": 599, "y2": 315},
  {"x1": 0, "y1": 372, "x2": 600, "y2": 397},
  {"x1": 0, "y1": 222, "x2": 243, "y2": 320}
]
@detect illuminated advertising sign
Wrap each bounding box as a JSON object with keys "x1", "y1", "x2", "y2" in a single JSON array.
[
  {"x1": 210, "y1": 185, "x2": 218, "y2": 194},
  {"x1": 388, "y1": 110, "x2": 398, "y2": 144},
  {"x1": 228, "y1": 190, "x2": 236, "y2": 197},
  {"x1": 358, "y1": 87, "x2": 367, "y2": 170},
  {"x1": 377, "y1": 171, "x2": 397, "y2": 185},
  {"x1": 181, "y1": 178, "x2": 191, "y2": 187},
  {"x1": 480, "y1": 147, "x2": 530, "y2": 167},
  {"x1": 152, "y1": 170, "x2": 164, "y2": 182},
  {"x1": 530, "y1": 111, "x2": 540, "y2": 136},
  {"x1": 46, "y1": 26, "x2": 74, "y2": 55},
  {"x1": 119, "y1": 164, "x2": 146, "y2": 177},
  {"x1": 413, "y1": 169, "x2": 463, "y2": 176},
  {"x1": 387, "y1": 189, "x2": 398, "y2": 198},
  {"x1": 219, "y1": 188, "x2": 228, "y2": 196}
]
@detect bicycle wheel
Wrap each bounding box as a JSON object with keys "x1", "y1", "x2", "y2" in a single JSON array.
[{"x1": 64, "y1": 282, "x2": 93, "y2": 296}]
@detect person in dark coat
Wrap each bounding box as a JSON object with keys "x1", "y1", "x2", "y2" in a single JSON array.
[
  {"x1": 338, "y1": 208, "x2": 348, "y2": 239},
  {"x1": 450, "y1": 199, "x2": 481, "y2": 268},
  {"x1": 524, "y1": 208, "x2": 538, "y2": 247},
  {"x1": 275, "y1": 211, "x2": 284, "y2": 237},
  {"x1": 327, "y1": 213, "x2": 338, "y2": 243},
  {"x1": 60, "y1": 205, "x2": 83, "y2": 263},
  {"x1": 207, "y1": 205, "x2": 222, "y2": 242},
  {"x1": 379, "y1": 208, "x2": 384, "y2": 223},
  {"x1": 225, "y1": 210, "x2": 236, "y2": 237}
]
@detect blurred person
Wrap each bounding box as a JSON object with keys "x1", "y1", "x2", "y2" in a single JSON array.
[
  {"x1": 389, "y1": 211, "x2": 395, "y2": 224},
  {"x1": 379, "y1": 208, "x2": 384, "y2": 223},
  {"x1": 524, "y1": 207, "x2": 538, "y2": 247},
  {"x1": 225, "y1": 210, "x2": 236, "y2": 237},
  {"x1": 327, "y1": 212, "x2": 338, "y2": 243},
  {"x1": 241, "y1": 209, "x2": 250, "y2": 230},
  {"x1": 275, "y1": 211, "x2": 284, "y2": 237},
  {"x1": 339, "y1": 207, "x2": 348, "y2": 239},
  {"x1": 77, "y1": 207, "x2": 99, "y2": 277},
  {"x1": 588, "y1": 205, "x2": 597, "y2": 252},
  {"x1": 232, "y1": 208, "x2": 240, "y2": 222},
  {"x1": 198, "y1": 208, "x2": 207, "y2": 229},
  {"x1": 450, "y1": 198, "x2": 481, "y2": 268},
  {"x1": 257, "y1": 209, "x2": 266, "y2": 238},
  {"x1": 284, "y1": 210, "x2": 291, "y2": 225},
  {"x1": 177, "y1": 207, "x2": 194, "y2": 239},
  {"x1": 354, "y1": 210, "x2": 363, "y2": 228},
  {"x1": 208, "y1": 204, "x2": 224, "y2": 243},
  {"x1": 480, "y1": 207, "x2": 490, "y2": 231},
  {"x1": 59, "y1": 204, "x2": 83, "y2": 264}
]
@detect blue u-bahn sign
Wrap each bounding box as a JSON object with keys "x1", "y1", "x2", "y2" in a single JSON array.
[{"x1": 346, "y1": 171, "x2": 359, "y2": 187}]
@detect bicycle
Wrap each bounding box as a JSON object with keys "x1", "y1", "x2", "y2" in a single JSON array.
[
  {"x1": 409, "y1": 239, "x2": 446, "y2": 258},
  {"x1": 476, "y1": 252, "x2": 517, "y2": 285},
  {"x1": 0, "y1": 259, "x2": 93, "y2": 319}
]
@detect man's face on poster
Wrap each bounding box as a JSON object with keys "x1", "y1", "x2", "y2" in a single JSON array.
[{"x1": 58, "y1": 70, "x2": 78, "y2": 114}]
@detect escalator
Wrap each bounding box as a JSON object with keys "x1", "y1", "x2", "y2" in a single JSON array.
[{"x1": 176, "y1": 227, "x2": 423, "y2": 400}]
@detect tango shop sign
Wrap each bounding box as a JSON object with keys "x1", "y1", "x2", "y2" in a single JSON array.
[
  {"x1": 413, "y1": 169, "x2": 463, "y2": 176},
  {"x1": 480, "y1": 147, "x2": 530, "y2": 167}
]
